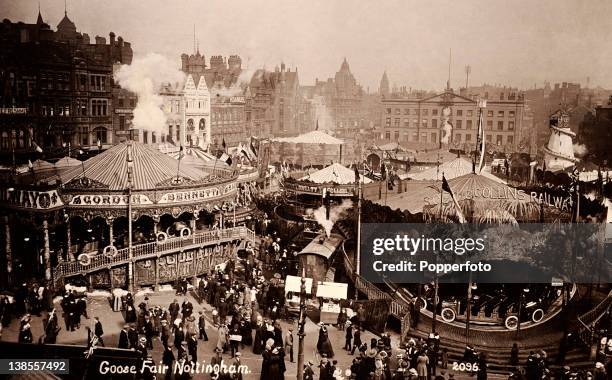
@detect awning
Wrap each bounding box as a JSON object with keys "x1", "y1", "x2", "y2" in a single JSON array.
[
  {"x1": 284, "y1": 275, "x2": 313, "y2": 294},
  {"x1": 316, "y1": 281, "x2": 348, "y2": 300}
]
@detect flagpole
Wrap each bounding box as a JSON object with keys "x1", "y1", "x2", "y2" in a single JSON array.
[{"x1": 355, "y1": 162, "x2": 362, "y2": 301}]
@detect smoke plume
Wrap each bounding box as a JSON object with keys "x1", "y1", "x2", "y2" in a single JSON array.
[
  {"x1": 308, "y1": 199, "x2": 353, "y2": 237},
  {"x1": 573, "y1": 143, "x2": 587, "y2": 157},
  {"x1": 312, "y1": 95, "x2": 335, "y2": 131},
  {"x1": 114, "y1": 53, "x2": 185, "y2": 136}
]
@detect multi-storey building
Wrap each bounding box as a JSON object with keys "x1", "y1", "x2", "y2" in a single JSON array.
[
  {"x1": 210, "y1": 92, "x2": 246, "y2": 149},
  {"x1": 159, "y1": 74, "x2": 211, "y2": 148},
  {"x1": 247, "y1": 63, "x2": 302, "y2": 137},
  {"x1": 0, "y1": 10, "x2": 133, "y2": 161},
  {"x1": 381, "y1": 88, "x2": 530, "y2": 152}
]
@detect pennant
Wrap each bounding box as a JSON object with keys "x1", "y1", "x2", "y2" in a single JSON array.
[
  {"x1": 32, "y1": 141, "x2": 43, "y2": 153},
  {"x1": 28, "y1": 159, "x2": 33, "y2": 169},
  {"x1": 222, "y1": 138, "x2": 227, "y2": 151},
  {"x1": 178, "y1": 145, "x2": 185, "y2": 160},
  {"x1": 220, "y1": 152, "x2": 232, "y2": 166},
  {"x1": 442, "y1": 174, "x2": 466, "y2": 223}
]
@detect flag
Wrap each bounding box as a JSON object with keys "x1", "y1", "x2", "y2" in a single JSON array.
[
  {"x1": 222, "y1": 138, "x2": 227, "y2": 151},
  {"x1": 315, "y1": 119, "x2": 319, "y2": 131},
  {"x1": 220, "y1": 152, "x2": 232, "y2": 166},
  {"x1": 178, "y1": 145, "x2": 185, "y2": 160},
  {"x1": 476, "y1": 100, "x2": 486, "y2": 173},
  {"x1": 78, "y1": 149, "x2": 84, "y2": 155},
  {"x1": 28, "y1": 159, "x2": 33, "y2": 169},
  {"x1": 32, "y1": 141, "x2": 43, "y2": 153},
  {"x1": 97, "y1": 140, "x2": 102, "y2": 150},
  {"x1": 441, "y1": 174, "x2": 466, "y2": 223}
]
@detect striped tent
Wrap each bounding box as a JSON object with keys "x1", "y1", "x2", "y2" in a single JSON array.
[
  {"x1": 300, "y1": 162, "x2": 372, "y2": 185},
  {"x1": 406, "y1": 157, "x2": 505, "y2": 183},
  {"x1": 54, "y1": 156, "x2": 82, "y2": 169},
  {"x1": 59, "y1": 142, "x2": 209, "y2": 190}
]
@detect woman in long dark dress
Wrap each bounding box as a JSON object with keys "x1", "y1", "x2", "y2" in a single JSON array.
[
  {"x1": 261, "y1": 339, "x2": 283, "y2": 380},
  {"x1": 253, "y1": 322, "x2": 264, "y2": 354},
  {"x1": 125, "y1": 293, "x2": 136, "y2": 323}
]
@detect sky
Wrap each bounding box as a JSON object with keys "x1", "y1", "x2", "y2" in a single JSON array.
[{"x1": 2, "y1": 0, "x2": 612, "y2": 91}]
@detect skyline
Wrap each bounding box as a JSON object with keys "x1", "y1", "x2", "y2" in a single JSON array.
[{"x1": 2, "y1": 0, "x2": 612, "y2": 91}]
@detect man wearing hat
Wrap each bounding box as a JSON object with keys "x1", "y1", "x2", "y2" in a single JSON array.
[
  {"x1": 230, "y1": 352, "x2": 243, "y2": 380},
  {"x1": 351, "y1": 326, "x2": 362, "y2": 355},
  {"x1": 162, "y1": 343, "x2": 175, "y2": 380},
  {"x1": 187, "y1": 332, "x2": 198, "y2": 363},
  {"x1": 177, "y1": 340, "x2": 188, "y2": 360},
  {"x1": 128, "y1": 324, "x2": 139, "y2": 349},
  {"x1": 319, "y1": 356, "x2": 332, "y2": 380},
  {"x1": 136, "y1": 337, "x2": 148, "y2": 359},
  {"x1": 211, "y1": 347, "x2": 223, "y2": 369},
  {"x1": 198, "y1": 310, "x2": 209, "y2": 341},
  {"x1": 160, "y1": 319, "x2": 170, "y2": 348},
  {"x1": 344, "y1": 321, "x2": 353, "y2": 352},
  {"x1": 304, "y1": 360, "x2": 315, "y2": 380},
  {"x1": 284, "y1": 327, "x2": 294, "y2": 362},
  {"x1": 118, "y1": 324, "x2": 129, "y2": 349}
]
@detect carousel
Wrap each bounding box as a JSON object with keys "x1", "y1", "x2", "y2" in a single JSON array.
[{"x1": 0, "y1": 141, "x2": 256, "y2": 292}]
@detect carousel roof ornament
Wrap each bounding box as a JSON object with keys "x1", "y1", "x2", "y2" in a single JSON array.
[
  {"x1": 54, "y1": 156, "x2": 82, "y2": 169},
  {"x1": 299, "y1": 162, "x2": 372, "y2": 185},
  {"x1": 59, "y1": 142, "x2": 210, "y2": 191}
]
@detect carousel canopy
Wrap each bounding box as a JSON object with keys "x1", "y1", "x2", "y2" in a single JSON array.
[
  {"x1": 59, "y1": 142, "x2": 210, "y2": 190},
  {"x1": 375, "y1": 142, "x2": 415, "y2": 153},
  {"x1": 16, "y1": 159, "x2": 54, "y2": 174},
  {"x1": 299, "y1": 162, "x2": 372, "y2": 185},
  {"x1": 54, "y1": 156, "x2": 82, "y2": 169},
  {"x1": 406, "y1": 157, "x2": 505, "y2": 183},
  {"x1": 273, "y1": 130, "x2": 344, "y2": 145},
  {"x1": 167, "y1": 146, "x2": 229, "y2": 169}
]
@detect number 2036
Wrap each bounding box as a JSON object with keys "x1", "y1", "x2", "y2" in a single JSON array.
[{"x1": 452, "y1": 362, "x2": 479, "y2": 372}]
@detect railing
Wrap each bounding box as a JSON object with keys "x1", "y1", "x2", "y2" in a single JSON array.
[
  {"x1": 54, "y1": 227, "x2": 256, "y2": 279},
  {"x1": 343, "y1": 251, "x2": 410, "y2": 318},
  {"x1": 576, "y1": 289, "x2": 612, "y2": 346}
]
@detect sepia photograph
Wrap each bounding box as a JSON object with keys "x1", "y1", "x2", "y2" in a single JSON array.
[{"x1": 0, "y1": 1, "x2": 611, "y2": 379}]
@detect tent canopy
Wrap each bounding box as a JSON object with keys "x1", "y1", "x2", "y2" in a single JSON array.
[
  {"x1": 300, "y1": 162, "x2": 372, "y2": 185},
  {"x1": 54, "y1": 156, "x2": 82, "y2": 169},
  {"x1": 273, "y1": 130, "x2": 344, "y2": 145},
  {"x1": 406, "y1": 157, "x2": 505, "y2": 183}
]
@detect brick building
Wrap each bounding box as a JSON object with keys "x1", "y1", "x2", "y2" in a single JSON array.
[
  {"x1": 381, "y1": 88, "x2": 530, "y2": 152},
  {"x1": 0, "y1": 9, "x2": 132, "y2": 161}
]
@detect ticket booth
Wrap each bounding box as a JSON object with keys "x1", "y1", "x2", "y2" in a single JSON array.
[{"x1": 316, "y1": 281, "x2": 348, "y2": 324}]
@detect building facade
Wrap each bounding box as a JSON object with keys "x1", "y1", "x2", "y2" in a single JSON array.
[
  {"x1": 381, "y1": 89, "x2": 529, "y2": 152},
  {"x1": 159, "y1": 74, "x2": 211, "y2": 148},
  {"x1": 247, "y1": 63, "x2": 303, "y2": 138},
  {"x1": 0, "y1": 10, "x2": 133, "y2": 161}
]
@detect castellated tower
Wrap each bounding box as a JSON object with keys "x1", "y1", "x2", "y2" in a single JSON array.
[
  {"x1": 181, "y1": 52, "x2": 206, "y2": 76},
  {"x1": 228, "y1": 55, "x2": 242, "y2": 71}
]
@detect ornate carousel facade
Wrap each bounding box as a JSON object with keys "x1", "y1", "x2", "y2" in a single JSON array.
[{"x1": 0, "y1": 142, "x2": 257, "y2": 292}]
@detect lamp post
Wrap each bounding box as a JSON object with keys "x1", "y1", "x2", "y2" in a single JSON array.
[
  {"x1": 296, "y1": 274, "x2": 307, "y2": 380},
  {"x1": 465, "y1": 281, "x2": 477, "y2": 343},
  {"x1": 127, "y1": 142, "x2": 134, "y2": 292}
]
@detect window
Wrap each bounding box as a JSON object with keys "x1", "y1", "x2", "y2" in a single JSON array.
[
  {"x1": 431, "y1": 132, "x2": 437, "y2": 143},
  {"x1": 413, "y1": 119, "x2": 419, "y2": 128},
  {"x1": 412, "y1": 132, "x2": 418, "y2": 141},
  {"x1": 143, "y1": 131, "x2": 148, "y2": 144},
  {"x1": 431, "y1": 119, "x2": 438, "y2": 129},
  {"x1": 465, "y1": 134, "x2": 472, "y2": 141},
  {"x1": 432, "y1": 109, "x2": 438, "y2": 116},
  {"x1": 487, "y1": 110, "x2": 493, "y2": 117},
  {"x1": 385, "y1": 131, "x2": 391, "y2": 139},
  {"x1": 394, "y1": 131, "x2": 400, "y2": 140},
  {"x1": 486, "y1": 120, "x2": 493, "y2": 129},
  {"x1": 413, "y1": 109, "x2": 419, "y2": 115},
  {"x1": 421, "y1": 132, "x2": 427, "y2": 141},
  {"x1": 456, "y1": 120, "x2": 462, "y2": 129},
  {"x1": 455, "y1": 133, "x2": 461, "y2": 142},
  {"x1": 498, "y1": 110, "x2": 504, "y2": 117},
  {"x1": 497, "y1": 121, "x2": 504, "y2": 131},
  {"x1": 486, "y1": 134, "x2": 492, "y2": 142},
  {"x1": 507, "y1": 135, "x2": 514, "y2": 144},
  {"x1": 466, "y1": 120, "x2": 473, "y2": 129},
  {"x1": 467, "y1": 110, "x2": 473, "y2": 117},
  {"x1": 0, "y1": 132, "x2": 8, "y2": 150},
  {"x1": 394, "y1": 118, "x2": 400, "y2": 127},
  {"x1": 509, "y1": 110, "x2": 515, "y2": 118},
  {"x1": 79, "y1": 75, "x2": 87, "y2": 91},
  {"x1": 456, "y1": 110, "x2": 463, "y2": 116},
  {"x1": 119, "y1": 116, "x2": 125, "y2": 130},
  {"x1": 422, "y1": 119, "x2": 428, "y2": 128},
  {"x1": 508, "y1": 121, "x2": 515, "y2": 130},
  {"x1": 403, "y1": 109, "x2": 410, "y2": 115},
  {"x1": 404, "y1": 118, "x2": 410, "y2": 127},
  {"x1": 385, "y1": 117, "x2": 391, "y2": 127},
  {"x1": 395, "y1": 108, "x2": 401, "y2": 115},
  {"x1": 175, "y1": 125, "x2": 180, "y2": 142},
  {"x1": 89, "y1": 75, "x2": 107, "y2": 91},
  {"x1": 386, "y1": 108, "x2": 391, "y2": 114},
  {"x1": 118, "y1": 98, "x2": 124, "y2": 107},
  {"x1": 422, "y1": 109, "x2": 428, "y2": 116},
  {"x1": 91, "y1": 99, "x2": 108, "y2": 116},
  {"x1": 496, "y1": 135, "x2": 503, "y2": 145},
  {"x1": 94, "y1": 127, "x2": 107, "y2": 144}
]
